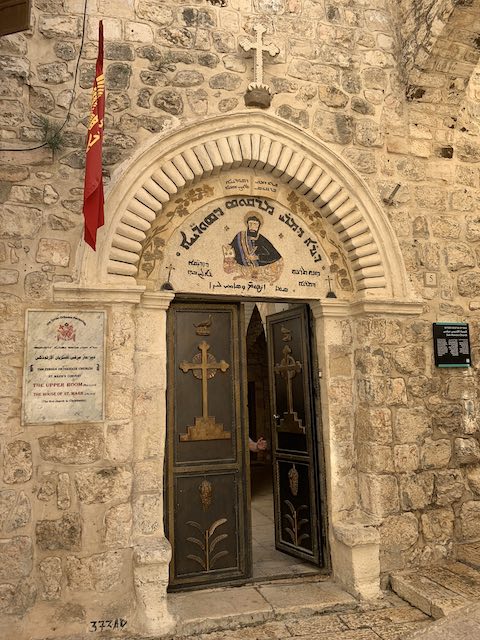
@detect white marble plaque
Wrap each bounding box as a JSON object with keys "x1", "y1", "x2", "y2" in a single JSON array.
[{"x1": 23, "y1": 310, "x2": 105, "y2": 424}]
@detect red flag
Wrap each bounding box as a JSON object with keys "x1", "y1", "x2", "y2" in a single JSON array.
[{"x1": 83, "y1": 21, "x2": 105, "y2": 250}]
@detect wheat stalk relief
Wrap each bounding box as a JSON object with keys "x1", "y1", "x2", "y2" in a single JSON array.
[
  {"x1": 284, "y1": 500, "x2": 310, "y2": 547},
  {"x1": 186, "y1": 518, "x2": 229, "y2": 571}
]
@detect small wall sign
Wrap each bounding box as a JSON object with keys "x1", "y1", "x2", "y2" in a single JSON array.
[{"x1": 433, "y1": 322, "x2": 471, "y2": 368}]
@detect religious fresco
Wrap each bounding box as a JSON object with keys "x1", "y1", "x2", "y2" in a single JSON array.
[
  {"x1": 138, "y1": 177, "x2": 354, "y2": 299},
  {"x1": 223, "y1": 212, "x2": 283, "y2": 284}
]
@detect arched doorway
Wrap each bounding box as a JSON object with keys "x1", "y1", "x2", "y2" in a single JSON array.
[
  {"x1": 54, "y1": 113, "x2": 422, "y2": 635},
  {"x1": 76, "y1": 112, "x2": 411, "y2": 300}
]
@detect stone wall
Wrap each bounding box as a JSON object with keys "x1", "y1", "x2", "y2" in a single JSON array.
[
  {"x1": 0, "y1": 303, "x2": 137, "y2": 635},
  {"x1": 354, "y1": 317, "x2": 480, "y2": 580},
  {"x1": 395, "y1": 0, "x2": 455, "y2": 74},
  {"x1": 1, "y1": 0, "x2": 480, "y2": 636}
]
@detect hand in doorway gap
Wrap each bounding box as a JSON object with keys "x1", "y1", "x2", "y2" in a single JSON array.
[{"x1": 249, "y1": 436, "x2": 267, "y2": 452}]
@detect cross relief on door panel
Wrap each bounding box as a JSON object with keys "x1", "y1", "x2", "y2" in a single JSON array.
[
  {"x1": 273, "y1": 343, "x2": 306, "y2": 434},
  {"x1": 179, "y1": 340, "x2": 231, "y2": 441}
]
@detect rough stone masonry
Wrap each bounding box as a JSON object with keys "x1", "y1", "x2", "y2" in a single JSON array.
[{"x1": 1, "y1": 0, "x2": 480, "y2": 638}]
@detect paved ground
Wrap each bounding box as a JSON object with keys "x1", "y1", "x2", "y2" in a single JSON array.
[
  {"x1": 168, "y1": 579, "x2": 432, "y2": 639},
  {"x1": 409, "y1": 602, "x2": 480, "y2": 639},
  {"x1": 175, "y1": 599, "x2": 432, "y2": 640},
  {"x1": 165, "y1": 540, "x2": 480, "y2": 640}
]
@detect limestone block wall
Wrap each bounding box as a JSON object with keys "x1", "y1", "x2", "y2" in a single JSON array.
[
  {"x1": 353, "y1": 317, "x2": 480, "y2": 581},
  {"x1": 0, "y1": 296, "x2": 172, "y2": 637},
  {"x1": 0, "y1": 0, "x2": 480, "y2": 635},
  {"x1": 317, "y1": 307, "x2": 480, "y2": 586},
  {"x1": 395, "y1": 0, "x2": 455, "y2": 74},
  {"x1": 0, "y1": 302, "x2": 137, "y2": 634}
]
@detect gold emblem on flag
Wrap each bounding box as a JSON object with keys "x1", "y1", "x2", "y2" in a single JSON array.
[{"x1": 87, "y1": 73, "x2": 105, "y2": 151}]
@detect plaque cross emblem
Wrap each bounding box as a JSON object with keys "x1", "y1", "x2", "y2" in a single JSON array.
[
  {"x1": 274, "y1": 344, "x2": 305, "y2": 434},
  {"x1": 179, "y1": 341, "x2": 231, "y2": 441}
]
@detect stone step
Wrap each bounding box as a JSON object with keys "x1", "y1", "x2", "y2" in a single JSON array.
[
  {"x1": 390, "y1": 560, "x2": 480, "y2": 620},
  {"x1": 457, "y1": 542, "x2": 480, "y2": 570},
  {"x1": 390, "y1": 572, "x2": 468, "y2": 620},
  {"x1": 169, "y1": 577, "x2": 358, "y2": 636}
]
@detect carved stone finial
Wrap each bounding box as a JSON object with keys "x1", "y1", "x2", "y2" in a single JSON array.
[{"x1": 239, "y1": 24, "x2": 279, "y2": 108}]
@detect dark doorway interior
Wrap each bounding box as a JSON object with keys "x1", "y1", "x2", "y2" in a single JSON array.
[{"x1": 246, "y1": 305, "x2": 320, "y2": 580}]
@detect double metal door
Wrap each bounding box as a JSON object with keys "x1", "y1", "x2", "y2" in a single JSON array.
[{"x1": 166, "y1": 302, "x2": 324, "y2": 590}]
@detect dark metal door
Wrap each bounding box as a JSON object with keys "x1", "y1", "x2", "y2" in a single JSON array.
[
  {"x1": 166, "y1": 302, "x2": 251, "y2": 590},
  {"x1": 267, "y1": 306, "x2": 324, "y2": 565}
]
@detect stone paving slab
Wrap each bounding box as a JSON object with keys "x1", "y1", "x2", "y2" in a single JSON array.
[
  {"x1": 391, "y1": 556, "x2": 480, "y2": 622},
  {"x1": 420, "y1": 564, "x2": 480, "y2": 600},
  {"x1": 284, "y1": 613, "x2": 347, "y2": 635},
  {"x1": 170, "y1": 585, "x2": 274, "y2": 636},
  {"x1": 173, "y1": 593, "x2": 435, "y2": 640},
  {"x1": 456, "y1": 542, "x2": 480, "y2": 570},
  {"x1": 184, "y1": 620, "x2": 292, "y2": 640},
  {"x1": 256, "y1": 580, "x2": 356, "y2": 616},
  {"x1": 170, "y1": 578, "x2": 358, "y2": 636},
  {"x1": 281, "y1": 630, "x2": 382, "y2": 640},
  {"x1": 408, "y1": 602, "x2": 480, "y2": 640},
  {"x1": 373, "y1": 621, "x2": 432, "y2": 640},
  {"x1": 339, "y1": 605, "x2": 430, "y2": 629},
  {"x1": 445, "y1": 558, "x2": 480, "y2": 581}
]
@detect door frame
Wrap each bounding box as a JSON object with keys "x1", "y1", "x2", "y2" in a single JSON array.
[
  {"x1": 51, "y1": 283, "x2": 423, "y2": 634},
  {"x1": 166, "y1": 296, "x2": 331, "y2": 590}
]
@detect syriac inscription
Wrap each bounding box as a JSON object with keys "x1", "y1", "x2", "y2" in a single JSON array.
[
  {"x1": 156, "y1": 195, "x2": 330, "y2": 299},
  {"x1": 23, "y1": 310, "x2": 105, "y2": 424}
]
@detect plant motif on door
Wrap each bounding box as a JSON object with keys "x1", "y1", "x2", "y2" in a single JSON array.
[
  {"x1": 283, "y1": 500, "x2": 310, "y2": 548},
  {"x1": 186, "y1": 518, "x2": 229, "y2": 571}
]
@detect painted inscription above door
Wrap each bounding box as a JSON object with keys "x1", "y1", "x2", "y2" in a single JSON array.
[
  {"x1": 138, "y1": 173, "x2": 354, "y2": 299},
  {"x1": 164, "y1": 195, "x2": 329, "y2": 298}
]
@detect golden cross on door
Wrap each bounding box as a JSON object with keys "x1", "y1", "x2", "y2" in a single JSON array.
[
  {"x1": 274, "y1": 344, "x2": 302, "y2": 414},
  {"x1": 179, "y1": 341, "x2": 231, "y2": 441},
  {"x1": 273, "y1": 344, "x2": 305, "y2": 434}
]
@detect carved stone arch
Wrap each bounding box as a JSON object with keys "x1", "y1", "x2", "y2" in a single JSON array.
[
  {"x1": 79, "y1": 112, "x2": 413, "y2": 301},
  {"x1": 54, "y1": 114, "x2": 424, "y2": 630}
]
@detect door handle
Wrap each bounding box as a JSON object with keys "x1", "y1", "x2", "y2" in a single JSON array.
[{"x1": 273, "y1": 414, "x2": 280, "y2": 420}]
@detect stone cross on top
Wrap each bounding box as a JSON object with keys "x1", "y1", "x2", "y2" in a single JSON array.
[{"x1": 240, "y1": 24, "x2": 279, "y2": 108}]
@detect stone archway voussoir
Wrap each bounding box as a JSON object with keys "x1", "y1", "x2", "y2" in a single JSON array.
[{"x1": 94, "y1": 117, "x2": 410, "y2": 300}]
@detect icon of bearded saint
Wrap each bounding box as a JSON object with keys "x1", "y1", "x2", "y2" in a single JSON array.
[{"x1": 223, "y1": 212, "x2": 283, "y2": 283}]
